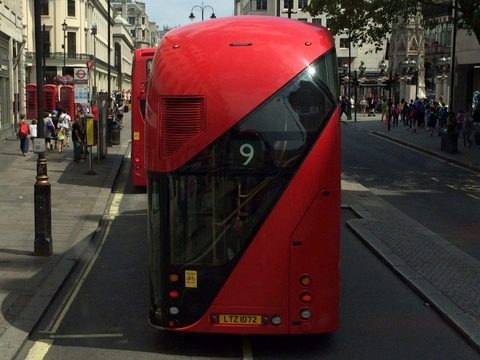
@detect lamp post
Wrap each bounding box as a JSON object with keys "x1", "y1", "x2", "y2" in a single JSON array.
[
  {"x1": 189, "y1": 2, "x2": 216, "y2": 21},
  {"x1": 402, "y1": 58, "x2": 418, "y2": 101},
  {"x1": 91, "y1": 22, "x2": 97, "y2": 97},
  {"x1": 62, "y1": 20, "x2": 67, "y2": 76},
  {"x1": 379, "y1": 59, "x2": 387, "y2": 99},
  {"x1": 436, "y1": 56, "x2": 450, "y2": 103},
  {"x1": 34, "y1": 0, "x2": 52, "y2": 256}
]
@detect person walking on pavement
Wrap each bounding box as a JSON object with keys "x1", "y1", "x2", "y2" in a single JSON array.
[
  {"x1": 44, "y1": 112, "x2": 55, "y2": 150},
  {"x1": 58, "y1": 109, "x2": 72, "y2": 147},
  {"x1": 29, "y1": 119, "x2": 37, "y2": 151},
  {"x1": 18, "y1": 115, "x2": 30, "y2": 156},
  {"x1": 71, "y1": 115, "x2": 84, "y2": 162},
  {"x1": 462, "y1": 112, "x2": 474, "y2": 148}
]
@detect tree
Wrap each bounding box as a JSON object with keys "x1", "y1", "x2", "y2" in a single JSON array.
[{"x1": 305, "y1": 0, "x2": 480, "y2": 49}]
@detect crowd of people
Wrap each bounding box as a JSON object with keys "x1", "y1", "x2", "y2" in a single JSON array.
[
  {"x1": 17, "y1": 89, "x2": 132, "y2": 159},
  {"x1": 342, "y1": 95, "x2": 480, "y2": 149}
]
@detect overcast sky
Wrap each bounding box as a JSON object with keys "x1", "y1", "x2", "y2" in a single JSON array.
[{"x1": 141, "y1": 1, "x2": 235, "y2": 29}]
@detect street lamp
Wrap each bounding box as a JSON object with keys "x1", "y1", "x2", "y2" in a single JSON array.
[
  {"x1": 91, "y1": 22, "x2": 97, "y2": 97},
  {"x1": 62, "y1": 20, "x2": 67, "y2": 76},
  {"x1": 379, "y1": 59, "x2": 387, "y2": 98},
  {"x1": 401, "y1": 58, "x2": 418, "y2": 100},
  {"x1": 189, "y1": 2, "x2": 216, "y2": 21}
]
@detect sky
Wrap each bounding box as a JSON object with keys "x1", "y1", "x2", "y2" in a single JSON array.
[{"x1": 141, "y1": 1, "x2": 235, "y2": 29}]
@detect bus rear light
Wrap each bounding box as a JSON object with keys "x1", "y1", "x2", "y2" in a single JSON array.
[
  {"x1": 271, "y1": 316, "x2": 282, "y2": 326},
  {"x1": 300, "y1": 291, "x2": 312, "y2": 303},
  {"x1": 300, "y1": 275, "x2": 312, "y2": 287},
  {"x1": 169, "y1": 290, "x2": 180, "y2": 299},
  {"x1": 135, "y1": 165, "x2": 141, "y2": 171},
  {"x1": 169, "y1": 273, "x2": 180, "y2": 283},
  {"x1": 169, "y1": 306, "x2": 180, "y2": 315},
  {"x1": 299, "y1": 308, "x2": 312, "y2": 320},
  {"x1": 168, "y1": 320, "x2": 177, "y2": 328},
  {"x1": 134, "y1": 157, "x2": 141, "y2": 163}
]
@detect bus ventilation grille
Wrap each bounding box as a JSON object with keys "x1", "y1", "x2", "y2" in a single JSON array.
[{"x1": 161, "y1": 97, "x2": 206, "y2": 157}]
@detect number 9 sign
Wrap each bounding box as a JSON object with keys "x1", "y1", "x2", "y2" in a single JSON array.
[{"x1": 239, "y1": 143, "x2": 254, "y2": 165}]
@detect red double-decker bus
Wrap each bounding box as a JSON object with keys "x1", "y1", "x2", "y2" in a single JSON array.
[
  {"x1": 145, "y1": 16, "x2": 340, "y2": 335},
  {"x1": 131, "y1": 48, "x2": 155, "y2": 187}
]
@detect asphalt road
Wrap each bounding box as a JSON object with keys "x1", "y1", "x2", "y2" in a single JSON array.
[
  {"x1": 342, "y1": 123, "x2": 480, "y2": 261},
  {"x1": 15, "y1": 153, "x2": 479, "y2": 359}
]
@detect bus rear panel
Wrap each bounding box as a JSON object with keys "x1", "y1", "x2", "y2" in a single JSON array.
[
  {"x1": 131, "y1": 48, "x2": 155, "y2": 187},
  {"x1": 145, "y1": 16, "x2": 340, "y2": 335}
]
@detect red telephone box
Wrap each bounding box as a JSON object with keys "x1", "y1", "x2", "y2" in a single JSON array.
[
  {"x1": 43, "y1": 84, "x2": 57, "y2": 113},
  {"x1": 26, "y1": 83, "x2": 37, "y2": 120},
  {"x1": 60, "y1": 85, "x2": 75, "y2": 118}
]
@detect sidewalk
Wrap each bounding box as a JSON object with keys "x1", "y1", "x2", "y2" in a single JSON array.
[
  {"x1": 0, "y1": 114, "x2": 131, "y2": 360},
  {"x1": 345, "y1": 112, "x2": 480, "y2": 171},
  {"x1": 342, "y1": 113, "x2": 480, "y2": 350}
]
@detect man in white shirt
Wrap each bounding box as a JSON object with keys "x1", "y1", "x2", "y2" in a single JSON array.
[{"x1": 58, "y1": 109, "x2": 72, "y2": 147}]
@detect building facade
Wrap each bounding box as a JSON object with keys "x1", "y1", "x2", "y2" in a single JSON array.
[
  {"x1": 111, "y1": 0, "x2": 156, "y2": 49},
  {"x1": 0, "y1": 0, "x2": 24, "y2": 139},
  {"x1": 234, "y1": 0, "x2": 388, "y2": 102}
]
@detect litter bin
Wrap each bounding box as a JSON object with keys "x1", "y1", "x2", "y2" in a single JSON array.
[
  {"x1": 110, "y1": 122, "x2": 121, "y2": 145},
  {"x1": 441, "y1": 129, "x2": 458, "y2": 153},
  {"x1": 446, "y1": 132, "x2": 458, "y2": 154},
  {"x1": 440, "y1": 131, "x2": 447, "y2": 152}
]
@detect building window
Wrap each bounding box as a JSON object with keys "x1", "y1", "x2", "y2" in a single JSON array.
[
  {"x1": 41, "y1": 0, "x2": 49, "y2": 15},
  {"x1": 130, "y1": 29, "x2": 136, "y2": 38},
  {"x1": 256, "y1": 0, "x2": 267, "y2": 10},
  {"x1": 297, "y1": 18, "x2": 308, "y2": 22},
  {"x1": 298, "y1": 0, "x2": 308, "y2": 8},
  {"x1": 67, "y1": 32, "x2": 76, "y2": 58},
  {"x1": 142, "y1": 17, "x2": 146, "y2": 25},
  {"x1": 128, "y1": 17, "x2": 135, "y2": 25},
  {"x1": 339, "y1": 38, "x2": 350, "y2": 49},
  {"x1": 142, "y1": 29, "x2": 146, "y2": 39},
  {"x1": 283, "y1": 0, "x2": 293, "y2": 8},
  {"x1": 67, "y1": 0, "x2": 75, "y2": 17},
  {"x1": 312, "y1": 18, "x2": 322, "y2": 26},
  {"x1": 43, "y1": 29, "x2": 51, "y2": 57}
]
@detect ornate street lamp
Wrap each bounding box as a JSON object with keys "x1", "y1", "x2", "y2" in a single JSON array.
[
  {"x1": 91, "y1": 22, "x2": 97, "y2": 97},
  {"x1": 189, "y1": 2, "x2": 216, "y2": 21},
  {"x1": 358, "y1": 60, "x2": 366, "y2": 78},
  {"x1": 62, "y1": 20, "x2": 67, "y2": 76}
]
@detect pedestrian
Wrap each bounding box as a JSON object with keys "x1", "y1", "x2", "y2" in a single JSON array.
[
  {"x1": 58, "y1": 109, "x2": 72, "y2": 147},
  {"x1": 381, "y1": 98, "x2": 388, "y2": 122},
  {"x1": 463, "y1": 112, "x2": 474, "y2": 147},
  {"x1": 71, "y1": 114, "x2": 84, "y2": 161},
  {"x1": 18, "y1": 115, "x2": 30, "y2": 156},
  {"x1": 360, "y1": 97, "x2": 368, "y2": 115},
  {"x1": 340, "y1": 96, "x2": 349, "y2": 119},
  {"x1": 29, "y1": 119, "x2": 37, "y2": 151},
  {"x1": 44, "y1": 112, "x2": 55, "y2": 150},
  {"x1": 57, "y1": 127, "x2": 65, "y2": 152},
  {"x1": 391, "y1": 103, "x2": 400, "y2": 127}
]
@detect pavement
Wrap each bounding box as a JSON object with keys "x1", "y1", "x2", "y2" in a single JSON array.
[
  {"x1": 0, "y1": 110, "x2": 479, "y2": 359},
  {"x1": 0, "y1": 113, "x2": 131, "y2": 360},
  {"x1": 342, "y1": 112, "x2": 480, "y2": 350}
]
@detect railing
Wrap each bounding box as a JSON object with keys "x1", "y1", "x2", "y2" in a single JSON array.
[{"x1": 26, "y1": 52, "x2": 92, "y2": 61}]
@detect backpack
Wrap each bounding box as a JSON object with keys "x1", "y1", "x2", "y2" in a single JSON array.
[{"x1": 19, "y1": 123, "x2": 29, "y2": 138}]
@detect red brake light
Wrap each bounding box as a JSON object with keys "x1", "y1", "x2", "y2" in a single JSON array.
[
  {"x1": 300, "y1": 291, "x2": 312, "y2": 303},
  {"x1": 169, "y1": 290, "x2": 180, "y2": 299}
]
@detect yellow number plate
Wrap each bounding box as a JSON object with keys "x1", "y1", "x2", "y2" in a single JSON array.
[{"x1": 218, "y1": 314, "x2": 262, "y2": 325}]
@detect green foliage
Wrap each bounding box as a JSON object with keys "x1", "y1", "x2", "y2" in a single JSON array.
[{"x1": 305, "y1": 0, "x2": 480, "y2": 48}]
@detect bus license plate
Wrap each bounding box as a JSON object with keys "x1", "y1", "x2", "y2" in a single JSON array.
[{"x1": 219, "y1": 314, "x2": 262, "y2": 325}]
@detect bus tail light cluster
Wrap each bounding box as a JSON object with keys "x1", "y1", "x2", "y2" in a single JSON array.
[
  {"x1": 167, "y1": 273, "x2": 181, "y2": 327},
  {"x1": 299, "y1": 274, "x2": 313, "y2": 321}
]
